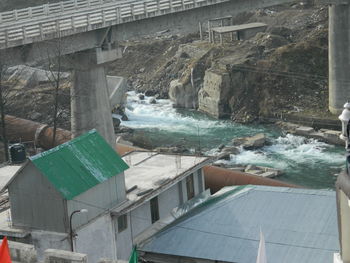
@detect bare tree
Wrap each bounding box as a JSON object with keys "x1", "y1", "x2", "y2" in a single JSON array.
[
  {"x1": 46, "y1": 35, "x2": 64, "y2": 148},
  {"x1": 0, "y1": 50, "x2": 9, "y2": 161}
]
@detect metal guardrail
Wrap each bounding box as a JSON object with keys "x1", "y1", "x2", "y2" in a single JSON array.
[{"x1": 0, "y1": 0, "x2": 228, "y2": 49}]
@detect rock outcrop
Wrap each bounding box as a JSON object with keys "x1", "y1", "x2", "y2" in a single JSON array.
[
  {"x1": 233, "y1": 133, "x2": 267, "y2": 149},
  {"x1": 198, "y1": 68, "x2": 231, "y2": 118}
]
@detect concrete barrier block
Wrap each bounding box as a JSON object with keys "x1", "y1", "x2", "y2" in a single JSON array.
[
  {"x1": 3, "y1": 240, "x2": 37, "y2": 263},
  {"x1": 44, "y1": 249, "x2": 87, "y2": 263},
  {"x1": 98, "y1": 258, "x2": 118, "y2": 263}
]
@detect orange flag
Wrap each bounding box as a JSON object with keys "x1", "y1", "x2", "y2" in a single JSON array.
[{"x1": 0, "y1": 237, "x2": 12, "y2": 263}]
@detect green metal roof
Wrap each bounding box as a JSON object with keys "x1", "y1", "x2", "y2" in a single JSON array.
[{"x1": 30, "y1": 130, "x2": 129, "y2": 200}]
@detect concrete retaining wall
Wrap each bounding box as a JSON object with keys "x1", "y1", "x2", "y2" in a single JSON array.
[{"x1": 2, "y1": 239, "x2": 122, "y2": 263}]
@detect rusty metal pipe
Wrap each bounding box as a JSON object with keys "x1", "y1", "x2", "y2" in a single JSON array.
[
  {"x1": 203, "y1": 165, "x2": 300, "y2": 193},
  {"x1": 1, "y1": 115, "x2": 71, "y2": 149},
  {"x1": 0, "y1": 115, "x2": 138, "y2": 156}
]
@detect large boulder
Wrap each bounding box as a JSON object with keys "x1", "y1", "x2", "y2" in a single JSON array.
[
  {"x1": 198, "y1": 69, "x2": 231, "y2": 118},
  {"x1": 169, "y1": 79, "x2": 198, "y2": 108},
  {"x1": 233, "y1": 133, "x2": 267, "y2": 150}
]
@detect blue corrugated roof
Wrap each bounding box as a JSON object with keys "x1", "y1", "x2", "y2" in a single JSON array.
[
  {"x1": 30, "y1": 130, "x2": 129, "y2": 200},
  {"x1": 140, "y1": 185, "x2": 338, "y2": 263}
]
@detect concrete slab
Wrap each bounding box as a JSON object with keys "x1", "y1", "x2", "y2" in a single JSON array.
[{"x1": 211, "y1": 22, "x2": 267, "y2": 33}]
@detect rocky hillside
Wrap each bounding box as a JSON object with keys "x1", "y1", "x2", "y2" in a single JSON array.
[{"x1": 109, "y1": 3, "x2": 330, "y2": 123}]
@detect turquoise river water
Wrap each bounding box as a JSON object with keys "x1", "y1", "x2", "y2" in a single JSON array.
[{"x1": 117, "y1": 91, "x2": 345, "y2": 189}]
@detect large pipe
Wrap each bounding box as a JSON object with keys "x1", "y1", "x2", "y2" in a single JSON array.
[
  {"x1": 203, "y1": 165, "x2": 300, "y2": 193},
  {"x1": 1, "y1": 115, "x2": 138, "y2": 156},
  {"x1": 2, "y1": 115, "x2": 71, "y2": 148}
]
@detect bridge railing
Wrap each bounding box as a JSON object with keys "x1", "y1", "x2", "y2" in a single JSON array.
[
  {"x1": 0, "y1": 0, "x2": 227, "y2": 49},
  {"x1": 0, "y1": 0, "x2": 115, "y2": 24}
]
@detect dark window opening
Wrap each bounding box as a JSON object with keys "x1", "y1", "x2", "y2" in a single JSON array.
[
  {"x1": 150, "y1": 196, "x2": 160, "y2": 223},
  {"x1": 118, "y1": 214, "x2": 127, "y2": 232},
  {"x1": 186, "y1": 174, "x2": 195, "y2": 200}
]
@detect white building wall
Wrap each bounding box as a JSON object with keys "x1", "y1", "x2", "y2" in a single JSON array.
[
  {"x1": 115, "y1": 214, "x2": 133, "y2": 260},
  {"x1": 75, "y1": 214, "x2": 116, "y2": 262},
  {"x1": 158, "y1": 184, "x2": 180, "y2": 219},
  {"x1": 76, "y1": 168, "x2": 205, "y2": 261},
  {"x1": 198, "y1": 169, "x2": 205, "y2": 192},
  {"x1": 181, "y1": 179, "x2": 188, "y2": 201},
  {"x1": 193, "y1": 171, "x2": 199, "y2": 196},
  {"x1": 130, "y1": 201, "x2": 152, "y2": 238}
]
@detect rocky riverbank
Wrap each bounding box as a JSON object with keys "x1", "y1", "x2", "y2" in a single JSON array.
[{"x1": 109, "y1": 3, "x2": 330, "y2": 124}]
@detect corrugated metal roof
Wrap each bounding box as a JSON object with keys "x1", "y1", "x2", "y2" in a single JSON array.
[
  {"x1": 30, "y1": 130, "x2": 129, "y2": 200},
  {"x1": 140, "y1": 185, "x2": 338, "y2": 263}
]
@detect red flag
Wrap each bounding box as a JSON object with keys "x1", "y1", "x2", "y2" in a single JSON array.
[{"x1": 0, "y1": 237, "x2": 12, "y2": 263}]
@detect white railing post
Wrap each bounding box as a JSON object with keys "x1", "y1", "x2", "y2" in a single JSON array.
[
  {"x1": 14, "y1": 10, "x2": 18, "y2": 21},
  {"x1": 101, "y1": 9, "x2": 105, "y2": 26},
  {"x1": 4, "y1": 29, "x2": 8, "y2": 48},
  {"x1": 144, "y1": 1, "x2": 148, "y2": 17},
  {"x1": 22, "y1": 25, "x2": 27, "y2": 41},
  {"x1": 157, "y1": 0, "x2": 160, "y2": 12},
  {"x1": 0, "y1": 14, "x2": 2, "y2": 24},
  {"x1": 169, "y1": 0, "x2": 173, "y2": 11},
  {"x1": 44, "y1": 4, "x2": 49, "y2": 15},
  {"x1": 131, "y1": 4, "x2": 135, "y2": 19},
  {"x1": 28, "y1": 7, "x2": 33, "y2": 18},
  {"x1": 116, "y1": 6, "x2": 121, "y2": 23},
  {"x1": 56, "y1": 20, "x2": 60, "y2": 37},
  {"x1": 87, "y1": 13, "x2": 91, "y2": 29},
  {"x1": 39, "y1": 23, "x2": 44, "y2": 40},
  {"x1": 71, "y1": 16, "x2": 75, "y2": 30}
]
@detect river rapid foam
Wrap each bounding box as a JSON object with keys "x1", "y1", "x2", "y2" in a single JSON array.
[{"x1": 117, "y1": 91, "x2": 344, "y2": 188}]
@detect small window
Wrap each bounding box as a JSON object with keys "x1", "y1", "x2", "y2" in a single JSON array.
[
  {"x1": 150, "y1": 197, "x2": 160, "y2": 223},
  {"x1": 186, "y1": 174, "x2": 195, "y2": 200},
  {"x1": 118, "y1": 214, "x2": 127, "y2": 232}
]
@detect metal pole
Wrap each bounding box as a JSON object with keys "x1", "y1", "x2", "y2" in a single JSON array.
[
  {"x1": 69, "y1": 210, "x2": 80, "y2": 252},
  {"x1": 199, "y1": 22, "x2": 203, "y2": 40}
]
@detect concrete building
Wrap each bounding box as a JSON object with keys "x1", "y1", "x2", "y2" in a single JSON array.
[
  {"x1": 75, "y1": 151, "x2": 211, "y2": 261},
  {"x1": 140, "y1": 185, "x2": 339, "y2": 263},
  {"x1": 0, "y1": 130, "x2": 211, "y2": 262},
  {"x1": 5, "y1": 130, "x2": 128, "y2": 234}
]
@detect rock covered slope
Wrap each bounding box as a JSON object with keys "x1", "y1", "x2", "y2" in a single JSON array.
[{"x1": 109, "y1": 3, "x2": 330, "y2": 123}]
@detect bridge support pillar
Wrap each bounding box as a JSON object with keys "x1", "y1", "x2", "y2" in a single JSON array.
[
  {"x1": 328, "y1": 2, "x2": 350, "y2": 114},
  {"x1": 70, "y1": 47, "x2": 121, "y2": 148}
]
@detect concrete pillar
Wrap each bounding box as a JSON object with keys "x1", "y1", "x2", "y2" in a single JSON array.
[
  {"x1": 70, "y1": 50, "x2": 116, "y2": 148},
  {"x1": 329, "y1": 4, "x2": 350, "y2": 114}
]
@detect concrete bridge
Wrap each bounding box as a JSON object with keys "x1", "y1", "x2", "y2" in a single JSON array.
[{"x1": 0, "y1": 0, "x2": 347, "y2": 145}]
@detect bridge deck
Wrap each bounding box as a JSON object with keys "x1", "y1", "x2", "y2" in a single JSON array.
[{"x1": 0, "y1": 0, "x2": 231, "y2": 50}]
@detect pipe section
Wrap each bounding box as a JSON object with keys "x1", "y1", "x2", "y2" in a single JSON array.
[{"x1": 203, "y1": 165, "x2": 300, "y2": 193}]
